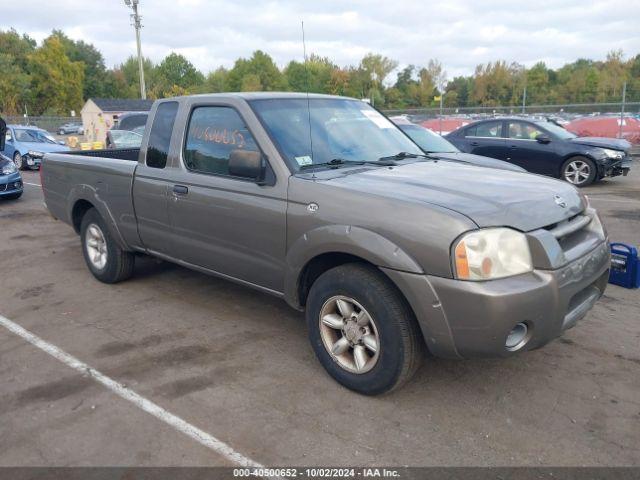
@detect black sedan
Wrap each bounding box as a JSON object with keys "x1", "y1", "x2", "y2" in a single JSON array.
[
  {"x1": 390, "y1": 117, "x2": 526, "y2": 173},
  {"x1": 445, "y1": 117, "x2": 632, "y2": 186}
]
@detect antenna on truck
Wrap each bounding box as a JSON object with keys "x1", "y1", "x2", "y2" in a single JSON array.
[{"x1": 301, "y1": 20, "x2": 315, "y2": 173}]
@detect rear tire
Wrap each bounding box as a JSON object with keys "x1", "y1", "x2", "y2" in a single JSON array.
[
  {"x1": 305, "y1": 263, "x2": 424, "y2": 395},
  {"x1": 80, "y1": 208, "x2": 135, "y2": 283},
  {"x1": 561, "y1": 156, "x2": 596, "y2": 187}
]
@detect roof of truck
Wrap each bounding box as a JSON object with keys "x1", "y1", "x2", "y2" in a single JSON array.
[{"x1": 168, "y1": 92, "x2": 359, "y2": 101}]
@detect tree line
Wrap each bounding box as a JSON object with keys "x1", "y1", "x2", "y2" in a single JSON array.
[{"x1": 1, "y1": 28, "x2": 638, "y2": 116}]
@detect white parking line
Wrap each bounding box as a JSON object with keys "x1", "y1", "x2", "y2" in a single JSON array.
[
  {"x1": 23, "y1": 182, "x2": 42, "y2": 187},
  {"x1": 0, "y1": 314, "x2": 263, "y2": 468}
]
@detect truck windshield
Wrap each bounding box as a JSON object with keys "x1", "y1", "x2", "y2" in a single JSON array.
[{"x1": 250, "y1": 98, "x2": 423, "y2": 171}]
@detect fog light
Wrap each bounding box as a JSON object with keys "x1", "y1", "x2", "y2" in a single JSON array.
[{"x1": 505, "y1": 322, "x2": 528, "y2": 351}]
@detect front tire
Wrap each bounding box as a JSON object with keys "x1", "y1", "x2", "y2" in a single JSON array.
[
  {"x1": 562, "y1": 156, "x2": 596, "y2": 187},
  {"x1": 80, "y1": 208, "x2": 135, "y2": 283},
  {"x1": 306, "y1": 263, "x2": 424, "y2": 395},
  {"x1": 13, "y1": 152, "x2": 24, "y2": 170}
]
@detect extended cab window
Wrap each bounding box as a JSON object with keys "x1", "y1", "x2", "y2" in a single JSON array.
[
  {"x1": 466, "y1": 121, "x2": 502, "y2": 138},
  {"x1": 183, "y1": 106, "x2": 259, "y2": 176},
  {"x1": 146, "y1": 101, "x2": 178, "y2": 169}
]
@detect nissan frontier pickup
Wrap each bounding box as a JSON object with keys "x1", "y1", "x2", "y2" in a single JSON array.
[{"x1": 41, "y1": 93, "x2": 610, "y2": 395}]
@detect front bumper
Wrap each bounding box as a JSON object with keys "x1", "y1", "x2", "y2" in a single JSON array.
[
  {"x1": 0, "y1": 172, "x2": 23, "y2": 196},
  {"x1": 601, "y1": 154, "x2": 632, "y2": 178},
  {"x1": 382, "y1": 240, "x2": 610, "y2": 359},
  {"x1": 23, "y1": 154, "x2": 42, "y2": 169}
]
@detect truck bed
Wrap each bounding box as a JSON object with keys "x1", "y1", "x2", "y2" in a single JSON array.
[
  {"x1": 42, "y1": 151, "x2": 141, "y2": 250},
  {"x1": 63, "y1": 148, "x2": 140, "y2": 162}
]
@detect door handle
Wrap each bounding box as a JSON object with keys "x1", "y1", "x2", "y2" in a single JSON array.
[
  {"x1": 172, "y1": 185, "x2": 189, "y2": 195},
  {"x1": 470, "y1": 141, "x2": 479, "y2": 146},
  {"x1": 510, "y1": 145, "x2": 518, "y2": 149}
]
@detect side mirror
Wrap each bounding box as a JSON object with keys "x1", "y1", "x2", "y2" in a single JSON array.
[
  {"x1": 0, "y1": 117, "x2": 5, "y2": 151},
  {"x1": 536, "y1": 134, "x2": 551, "y2": 144},
  {"x1": 58, "y1": 140, "x2": 66, "y2": 145},
  {"x1": 228, "y1": 149, "x2": 265, "y2": 183}
]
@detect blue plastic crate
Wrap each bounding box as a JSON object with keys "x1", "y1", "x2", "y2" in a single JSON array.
[{"x1": 609, "y1": 242, "x2": 640, "y2": 289}]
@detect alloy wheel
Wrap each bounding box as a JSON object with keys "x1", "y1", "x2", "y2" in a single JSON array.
[
  {"x1": 318, "y1": 295, "x2": 380, "y2": 374},
  {"x1": 85, "y1": 223, "x2": 108, "y2": 270},
  {"x1": 564, "y1": 160, "x2": 591, "y2": 185}
]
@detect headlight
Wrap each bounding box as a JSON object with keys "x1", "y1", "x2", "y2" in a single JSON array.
[
  {"x1": 453, "y1": 228, "x2": 533, "y2": 280},
  {"x1": 2, "y1": 163, "x2": 17, "y2": 175},
  {"x1": 27, "y1": 150, "x2": 45, "y2": 159},
  {"x1": 599, "y1": 148, "x2": 623, "y2": 160}
]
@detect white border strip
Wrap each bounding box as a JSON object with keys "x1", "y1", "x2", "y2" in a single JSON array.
[
  {"x1": 23, "y1": 182, "x2": 42, "y2": 187},
  {"x1": 0, "y1": 314, "x2": 263, "y2": 468}
]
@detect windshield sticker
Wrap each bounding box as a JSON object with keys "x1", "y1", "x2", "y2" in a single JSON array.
[
  {"x1": 361, "y1": 110, "x2": 394, "y2": 129},
  {"x1": 295, "y1": 155, "x2": 313, "y2": 166}
]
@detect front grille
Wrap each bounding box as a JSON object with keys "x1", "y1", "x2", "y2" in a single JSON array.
[
  {"x1": 542, "y1": 209, "x2": 599, "y2": 259},
  {"x1": 545, "y1": 213, "x2": 592, "y2": 240},
  {"x1": 0, "y1": 183, "x2": 7, "y2": 192}
]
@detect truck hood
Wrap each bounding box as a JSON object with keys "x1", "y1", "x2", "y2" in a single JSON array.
[
  {"x1": 432, "y1": 152, "x2": 527, "y2": 172},
  {"x1": 325, "y1": 161, "x2": 584, "y2": 232},
  {"x1": 569, "y1": 136, "x2": 631, "y2": 152}
]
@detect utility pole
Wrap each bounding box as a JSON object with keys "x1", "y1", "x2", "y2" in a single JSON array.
[
  {"x1": 522, "y1": 86, "x2": 527, "y2": 114},
  {"x1": 439, "y1": 93, "x2": 444, "y2": 135},
  {"x1": 124, "y1": 0, "x2": 146, "y2": 99},
  {"x1": 619, "y1": 82, "x2": 627, "y2": 139}
]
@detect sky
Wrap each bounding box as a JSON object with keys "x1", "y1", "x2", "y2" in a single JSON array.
[{"x1": 2, "y1": 0, "x2": 639, "y2": 80}]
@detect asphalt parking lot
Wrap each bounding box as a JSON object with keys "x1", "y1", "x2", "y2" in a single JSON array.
[{"x1": 0, "y1": 170, "x2": 639, "y2": 467}]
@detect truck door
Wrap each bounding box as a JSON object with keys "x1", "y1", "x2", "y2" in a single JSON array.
[
  {"x1": 165, "y1": 102, "x2": 288, "y2": 294},
  {"x1": 133, "y1": 101, "x2": 179, "y2": 254}
]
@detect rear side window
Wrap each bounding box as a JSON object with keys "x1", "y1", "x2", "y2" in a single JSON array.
[
  {"x1": 183, "y1": 106, "x2": 259, "y2": 176},
  {"x1": 146, "y1": 102, "x2": 178, "y2": 169},
  {"x1": 466, "y1": 121, "x2": 502, "y2": 138}
]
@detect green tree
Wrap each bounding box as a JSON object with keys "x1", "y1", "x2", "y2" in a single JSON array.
[
  {"x1": 285, "y1": 54, "x2": 336, "y2": 93},
  {"x1": 154, "y1": 52, "x2": 204, "y2": 97},
  {"x1": 51, "y1": 30, "x2": 107, "y2": 99},
  {"x1": 203, "y1": 67, "x2": 229, "y2": 93},
  {"x1": 118, "y1": 55, "x2": 157, "y2": 98},
  {"x1": 0, "y1": 29, "x2": 36, "y2": 70},
  {"x1": 28, "y1": 36, "x2": 84, "y2": 115},
  {"x1": 227, "y1": 50, "x2": 286, "y2": 92},
  {"x1": 0, "y1": 53, "x2": 32, "y2": 114}
]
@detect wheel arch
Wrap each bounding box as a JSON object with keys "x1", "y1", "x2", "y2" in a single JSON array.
[
  {"x1": 284, "y1": 225, "x2": 424, "y2": 310},
  {"x1": 67, "y1": 192, "x2": 130, "y2": 251}
]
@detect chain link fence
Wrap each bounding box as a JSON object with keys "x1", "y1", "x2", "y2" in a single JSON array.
[{"x1": 2, "y1": 115, "x2": 78, "y2": 133}]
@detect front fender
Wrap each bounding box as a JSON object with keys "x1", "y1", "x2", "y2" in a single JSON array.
[
  {"x1": 284, "y1": 224, "x2": 423, "y2": 308},
  {"x1": 66, "y1": 184, "x2": 130, "y2": 251}
]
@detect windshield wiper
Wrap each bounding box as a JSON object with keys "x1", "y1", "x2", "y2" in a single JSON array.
[
  {"x1": 378, "y1": 151, "x2": 435, "y2": 161},
  {"x1": 300, "y1": 158, "x2": 396, "y2": 170}
]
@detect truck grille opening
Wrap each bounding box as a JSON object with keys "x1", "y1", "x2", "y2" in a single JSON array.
[{"x1": 543, "y1": 212, "x2": 593, "y2": 252}]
